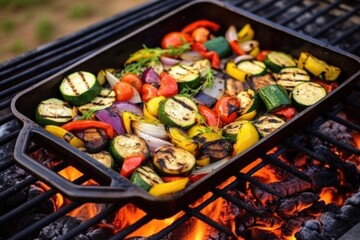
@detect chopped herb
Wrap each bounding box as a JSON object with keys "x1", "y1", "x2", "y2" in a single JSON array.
[
  {"x1": 180, "y1": 68, "x2": 215, "y2": 97},
  {"x1": 80, "y1": 109, "x2": 99, "y2": 120}
]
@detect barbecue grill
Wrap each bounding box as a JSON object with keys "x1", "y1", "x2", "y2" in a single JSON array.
[{"x1": 1, "y1": 0, "x2": 359, "y2": 239}]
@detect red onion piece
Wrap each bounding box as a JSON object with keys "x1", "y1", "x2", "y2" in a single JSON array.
[
  {"x1": 111, "y1": 101, "x2": 143, "y2": 117},
  {"x1": 141, "y1": 67, "x2": 160, "y2": 86},
  {"x1": 160, "y1": 56, "x2": 181, "y2": 66},
  {"x1": 95, "y1": 108, "x2": 125, "y2": 135},
  {"x1": 134, "y1": 128, "x2": 172, "y2": 155}
]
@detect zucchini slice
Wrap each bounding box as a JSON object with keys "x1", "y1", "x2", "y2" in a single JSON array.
[
  {"x1": 237, "y1": 60, "x2": 267, "y2": 76},
  {"x1": 192, "y1": 59, "x2": 212, "y2": 77},
  {"x1": 257, "y1": 84, "x2": 291, "y2": 112},
  {"x1": 223, "y1": 120, "x2": 248, "y2": 142},
  {"x1": 153, "y1": 145, "x2": 196, "y2": 175},
  {"x1": 87, "y1": 150, "x2": 115, "y2": 169},
  {"x1": 237, "y1": 89, "x2": 259, "y2": 115},
  {"x1": 168, "y1": 64, "x2": 201, "y2": 90},
  {"x1": 292, "y1": 82, "x2": 327, "y2": 109},
  {"x1": 158, "y1": 95, "x2": 198, "y2": 129},
  {"x1": 131, "y1": 166, "x2": 164, "y2": 191},
  {"x1": 253, "y1": 114, "x2": 286, "y2": 137},
  {"x1": 108, "y1": 134, "x2": 149, "y2": 164},
  {"x1": 204, "y1": 36, "x2": 232, "y2": 58},
  {"x1": 276, "y1": 67, "x2": 310, "y2": 90},
  {"x1": 60, "y1": 71, "x2": 101, "y2": 106},
  {"x1": 35, "y1": 98, "x2": 76, "y2": 126},
  {"x1": 250, "y1": 74, "x2": 276, "y2": 91},
  {"x1": 78, "y1": 88, "x2": 115, "y2": 114},
  {"x1": 265, "y1": 51, "x2": 296, "y2": 73}
]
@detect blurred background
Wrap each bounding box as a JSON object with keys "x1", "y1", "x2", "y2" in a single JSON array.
[{"x1": 0, "y1": 0, "x2": 148, "y2": 64}]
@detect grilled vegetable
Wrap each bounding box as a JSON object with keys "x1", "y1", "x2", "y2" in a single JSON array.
[
  {"x1": 59, "y1": 71, "x2": 101, "y2": 106},
  {"x1": 82, "y1": 128, "x2": 108, "y2": 153},
  {"x1": 233, "y1": 121, "x2": 259, "y2": 155},
  {"x1": 36, "y1": 98, "x2": 76, "y2": 126},
  {"x1": 44, "y1": 125, "x2": 84, "y2": 148},
  {"x1": 292, "y1": 82, "x2": 327, "y2": 109},
  {"x1": 238, "y1": 24, "x2": 255, "y2": 43},
  {"x1": 204, "y1": 36, "x2": 232, "y2": 58},
  {"x1": 250, "y1": 73, "x2": 276, "y2": 90},
  {"x1": 77, "y1": 88, "x2": 115, "y2": 115},
  {"x1": 153, "y1": 145, "x2": 196, "y2": 175},
  {"x1": 87, "y1": 150, "x2": 114, "y2": 169},
  {"x1": 253, "y1": 114, "x2": 286, "y2": 137},
  {"x1": 167, "y1": 127, "x2": 197, "y2": 155},
  {"x1": 273, "y1": 106, "x2": 296, "y2": 121},
  {"x1": 62, "y1": 120, "x2": 115, "y2": 139},
  {"x1": 131, "y1": 166, "x2": 164, "y2": 191},
  {"x1": 264, "y1": 51, "x2": 296, "y2": 73},
  {"x1": 275, "y1": 67, "x2": 310, "y2": 91},
  {"x1": 225, "y1": 61, "x2": 248, "y2": 82},
  {"x1": 108, "y1": 134, "x2": 149, "y2": 164},
  {"x1": 132, "y1": 121, "x2": 167, "y2": 140},
  {"x1": 191, "y1": 59, "x2": 212, "y2": 77},
  {"x1": 297, "y1": 52, "x2": 341, "y2": 81},
  {"x1": 198, "y1": 139, "x2": 233, "y2": 162},
  {"x1": 143, "y1": 96, "x2": 166, "y2": 121},
  {"x1": 222, "y1": 120, "x2": 247, "y2": 142},
  {"x1": 168, "y1": 64, "x2": 201, "y2": 90},
  {"x1": 257, "y1": 84, "x2": 291, "y2": 112},
  {"x1": 225, "y1": 78, "x2": 250, "y2": 96},
  {"x1": 149, "y1": 177, "x2": 189, "y2": 197},
  {"x1": 158, "y1": 95, "x2": 198, "y2": 129},
  {"x1": 95, "y1": 107, "x2": 125, "y2": 135},
  {"x1": 120, "y1": 155, "x2": 146, "y2": 178},
  {"x1": 198, "y1": 105, "x2": 220, "y2": 128},
  {"x1": 236, "y1": 60, "x2": 267, "y2": 76},
  {"x1": 237, "y1": 89, "x2": 259, "y2": 115},
  {"x1": 214, "y1": 96, "x2": 240, "y2": 124}
]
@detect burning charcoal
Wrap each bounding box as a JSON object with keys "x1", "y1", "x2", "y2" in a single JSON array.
[
  {"x1": 304, "y1": 166, "x2": 339, "y2": 191},
  {"x1": 282, "y1": 217, "x2": 311, "y2": 237},
  {"x1": 319, "y1": 212, "x2": 348, "y2": 239},
  {"x1": 205, "y1": 227, "x2": 231, "y2": 240},
  {"x1": 294, "y1": 220, "x2": 323, "y2": 240},
  {"x1": 28, "y1": 184, "x2": 55, "y2": 215},
  {"x1": 278, "y1": 192, "x2": 319, "y2": 218},
  {"x1": 235, "y1": 213, "x2": 283, "y2": 236}
]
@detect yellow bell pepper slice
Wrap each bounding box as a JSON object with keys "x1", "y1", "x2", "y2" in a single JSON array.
[
  {"x1": 236, "y1": 110, "x2": 257, "y2": 121},
  {"x1": 196, "y1": 156, "x2": 211, "y2": 167},
  {"x1": 187, "y1": 124, "x2": 209, "y2": 138},
  {"x1": 122, "y1": 111, "x2": 143, "y2": 134},
  {"x1": 168, "y1": 127, "x2": 197, "y2": 155},
  {"x1": 144, "y1": 96, "x2": 165, "y2": 117},
  {"x1": 149, "y1": 177, "x2": 189, "y2": 197},
  {"x1": 45, "y1": 125, "x2": 85, "y2": 148},
  {"x1": 125, "y1": 48, "x2": 162, "y2": 64},
  {"x1": 249, "y1": 46, "x2": 260, "y2": 58},
  {"x1": 297, "y1": 52, "x2": 341, "y2": 81},
  {"x1": 225, "y1": 61, "x2": 248, "y2": 82},
  {"x1": 238, "y1": 24, "x2": 255, "y2": 43},
  {"x1": 233, "y1": 122, "x2": 259, "y2": 155}
]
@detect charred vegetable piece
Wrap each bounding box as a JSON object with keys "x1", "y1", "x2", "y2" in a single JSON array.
[
  {"x1": 297, "y1": 52, "x2": 341, "y2": 81},
  {"x1": 257, "y1": 84, "x2": 291, "y2": 112},
  {"x1": 253, "y1": 114, "x2": 286, "y2": 137},
  {"x1": 83, "y1": 128, "x2": 108, "y2": 153},
  {"x1": 153, "y1": 145, "x2": 196, "y2": 175},
  {"x1": 78, "y1": 88, "x2": 115, "y2": 115},
  {"x1": 131, "y1": 166, "x2": 164, "y2": 191},
  {"x1": 222, "y1": 120, "x2": 247, "y2": 142},
  {"x1": 168, "y1": 64, "x2": 201, "y2": 90},
  {"x1": 225, "y1": 78, "x2": 250, "y2": 96},
  {"x1": 36, "y1": 98, "x2": 76, "y2": 126},
  {"x1": 167, "y1": 127, "x2": 197, "y2": 155},
  {"x1": 292, "y1": 82, "x2": 327, "y2": 109},
  {"x1": 264, "y1": 51, "x2": 296, "y2": 73},
  {"x1": 108, "y1": 134, "x2": 149, "y2": 164},
  {"x1": 120, "y1": 155, "x2": 146, "y2": 178},
  {"x1": 236, "y1": 60, "x2": 267, "y2": 76},
  {"x1": 214, "y1": 96, "x2": 240, "y2": 124},
  {"x1": 59, "y1": 71, "x2": 101, "y2": 106},
  {"x1": 87, "y1": 150, "x2": 114, "y2": 169},
  {"x1": 237, "y1": 89, "x2": 259, "y2": 115},
  {"x1": 44, "y1": 125, "x2": 84, "y2": 148},
  {"x1": 275, "y1": 67, "x2": 310, "y2": 91},
  {"x1": 95, "y1": 107, "x2": 125, "y2": 135},
  {"x1": 158, "y1": 95, "x2": 198, "y2": 129},
  {"x1": 199, "y1": 139, "x2": 233, "y2": 162},
  {"x1": 250, "y1": 73, "x2": 276, "y2": 91},
  {"x1": 62, "y1": 120, "x2": 115, "y2": 139}
]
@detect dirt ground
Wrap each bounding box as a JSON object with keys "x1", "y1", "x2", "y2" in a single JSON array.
[{"x1": 0, "y1": 0, "x2": 149, "y2": 64}]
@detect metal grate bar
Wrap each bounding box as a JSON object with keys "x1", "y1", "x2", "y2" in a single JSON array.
[
  {"x1": 0, "y1": 113, "x2": 14, "y2": 126},
  {"x1": 247, "y1": 0, "x2": 278, "y2": 13},
  {"x1": 325, "y1": 112, "x2": 360, "y2": 132},
  {"x1": 109, "y1": 215, "x2": 153, "y2": 240},
  {"x1": 329, "y1": 24, "x2": 360, "y2": 45},
  {"x1": 0, "y1": 131, "x2": 19, "y2": 146},
  {"x1": 348, "y1": 41, "x2": 360, "y2": 54},
  {"x1": 149, "y1": 215, "x2": 191, "y2": 240},
  {"x1": 292, "y1": 0, "x2": 343, "y2": 31},
  {"x1": 277, "y1": 2, "x2": 319, "y2": 25},
  {"x1": 262, "y1": 0, "x2": 302, "y2": 19},
  {"x1": 310, "y1": 3, "x2": 360, "y2": 38}
]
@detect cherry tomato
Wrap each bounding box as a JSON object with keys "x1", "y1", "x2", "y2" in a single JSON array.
[
  {"x1": 141, "y1": 83, "x2": 158, "y2": 101},
  {"x1": 121, "y1": 73, "x2": 143, "y2": 93},
  {"x1": 214, "y1": 96, "x2": 240, "y2": 124},
  {"x1": 158, "y1": 72, "x2": 178, "y2": 98},
  {"x1": 161, "y1": 32, "x2": 192, "y2": 49},
  {"x1": 114, "y1": 81, "x2": 134, "y2": 102},
  {"x1": 198, "y1": 105, "x2": 220, "y2": 128}
]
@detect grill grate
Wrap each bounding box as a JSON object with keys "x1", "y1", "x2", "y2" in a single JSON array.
[{"x1": 0, "y1": 0, "x2": 359, "y2": 239}]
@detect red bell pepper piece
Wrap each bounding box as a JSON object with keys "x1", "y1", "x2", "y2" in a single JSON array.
[
  {"x1": 191, "y1": 43, "x2": 220, "y2": 69},
  {"x1": 62, "y1": 120, "x2": 115, "y2": 139},
  {"x1": 158, "y1": 72, "x2": 178, "y2": 98},
  {"x1": 214, "y1": 96, "x2": 240, "y2": 124},
  {"x1": 120, "y1": 155, "x2": 146, "y2": 178},
  {"x1": 181, "y1": 19, "x2": 220, "y2": 35},
  {"x1": 229, "y1": 41, "x2": 245, "y2": 55},
  {"x1": 141, "y1": 83, "x2": 158, "y2": 102},
  {"x1": 256, "y1": 50, "x2": 271, "y2": 61},
  {"x1": 273, "y1": 106, "x2": 296, "y2": 121},
  {"x1": 313, "y1": 79, "x2": 338, "y2": 93},
  {"x1": 198, "y1": 105, "x2": 220, "y2": 128}
]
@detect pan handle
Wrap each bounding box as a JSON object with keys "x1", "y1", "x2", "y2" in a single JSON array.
[{"x1": 13, "y1": 122, "x2": 151, "y2": 202}]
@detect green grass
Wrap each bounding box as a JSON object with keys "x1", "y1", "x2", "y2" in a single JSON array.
[
  {"x1": 1, "y1": 19, "x2": 15, "y2": 34},
  {"x1": 36, "y1": 17, "x2": 55, "y2": 43},
  {"x1": 10, "y1": 39, "x2": 27, "y2": 54},
  {"x1": 0, "y1": 0, "x2": 48, "y2": 8},
  {"x1": 68, "y1": 4, "x2": 94, "y2": 19}
]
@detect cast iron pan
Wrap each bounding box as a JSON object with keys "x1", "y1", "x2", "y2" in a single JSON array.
[{"x1": 11, "y1": 0, "x2": 360, "y2": 219}]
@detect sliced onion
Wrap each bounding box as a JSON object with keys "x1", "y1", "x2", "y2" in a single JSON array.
[
  {"x1": 134, "y1": 128, "x2": 172, "y2": 155},
  {"x1": 225, "y1": 25, "x2": 238, "y2": 43},
  {"x1": 240, "y1": 40, "x2": 259, "y2": 53},
  {"x1": 95, "y1": 108, "x2": 125, "y2": 135},
  {"x1": 132, "y1": 121, "x2": 168, "y2": 140},
  {"x1": 202, "y1": 77, "x2": 225, "y2": 100},
  {"x1": 141, "y1": 67, "x2": 160, "y2": 86},
  {"x1": 160, "y1": 56, "x2": 181, "y2": 66},
  {"x1": 233, "y1": 54, "x2": 254, "y2": 64},
  {"x1": 112, "y1": 101, "x2": 143, "y2": 117},
  {"x1": 128, "y1": 86, "x2": 142, "y2": 104},
  {"x1": 180, "y1": 51, "x2": 203, "y2": 62},
  {"x1": 105, "y1": 70, "x2": 119, "y2": 88}
]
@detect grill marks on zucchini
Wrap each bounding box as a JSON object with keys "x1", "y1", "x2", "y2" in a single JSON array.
[
  {"x1": 253, "y1": 114, "x2": 286, "y2": 137},
  {"x1": 78, "y1": 88, "x2": 115, "y2": 114},
  {"x1": 276, "y1": 67, "x2": 310, "y2": 90},
  {"x1": 35, "y1": 98, "x2": 76, "y2": 126}
]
